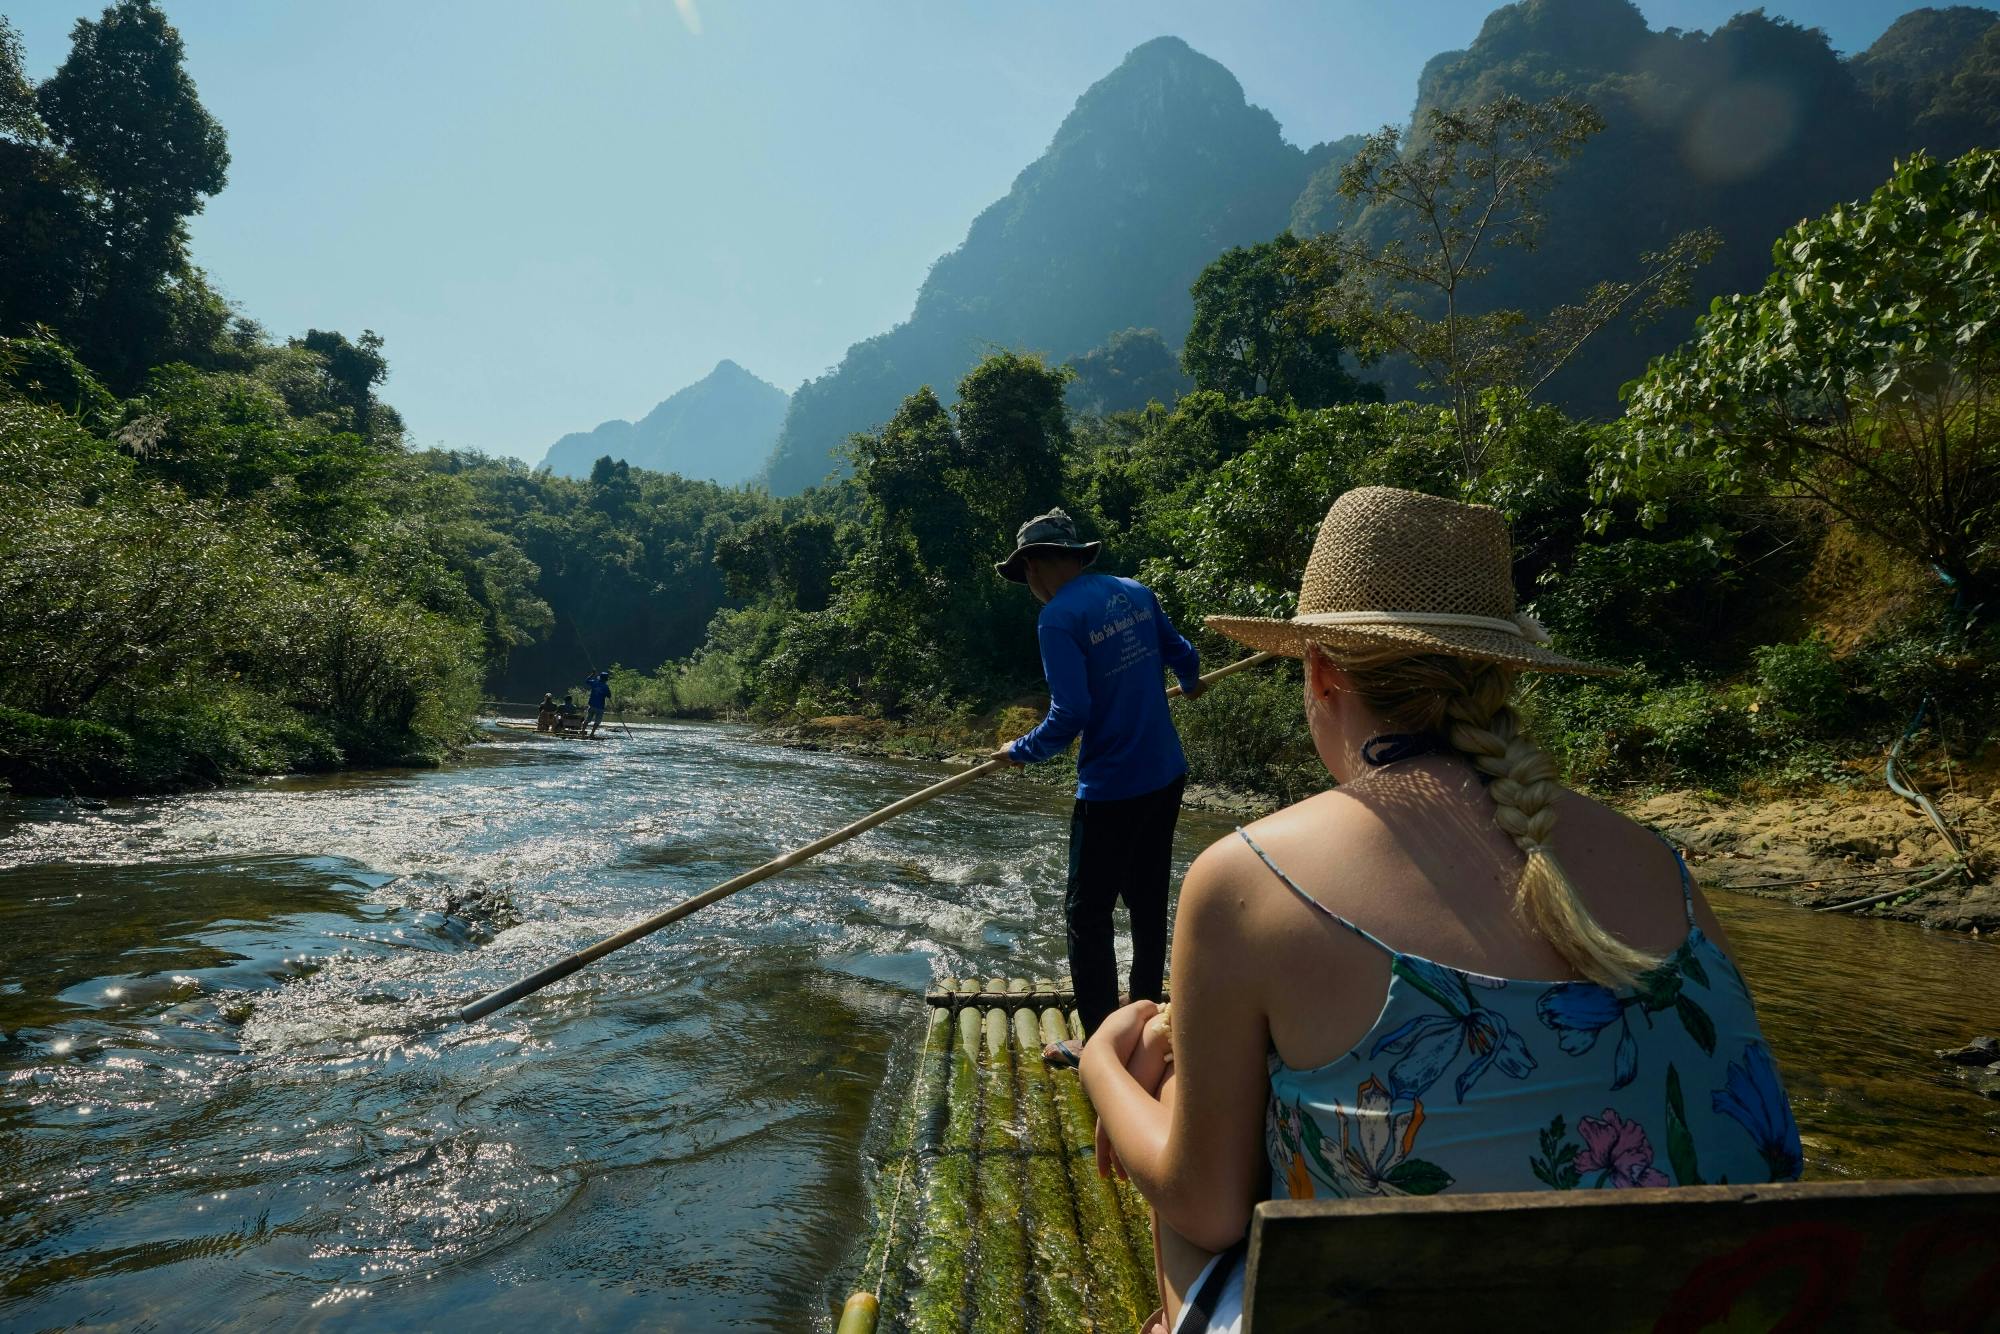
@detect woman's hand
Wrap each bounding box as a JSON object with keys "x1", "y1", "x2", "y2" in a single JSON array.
[
  {"x1": 1080, "y1": 998, "x2": 1157, "y2": 1081},
  {"x1": 1082, "y1": 1000, "x2": 1160, "y2": 1181}
]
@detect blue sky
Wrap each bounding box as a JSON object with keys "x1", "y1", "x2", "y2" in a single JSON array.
[{"x1": 12, "y1": 1, "x2": 1905, "y2": 463}]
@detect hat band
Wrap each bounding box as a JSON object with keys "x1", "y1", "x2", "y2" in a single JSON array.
[{"x1": 1293, "y1": 609, "x2": 1551, "y2": 646}]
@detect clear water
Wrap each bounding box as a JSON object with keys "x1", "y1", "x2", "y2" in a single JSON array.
[{"x1": 1, "y1": 720, "x2": 1995, "y2": 1328}]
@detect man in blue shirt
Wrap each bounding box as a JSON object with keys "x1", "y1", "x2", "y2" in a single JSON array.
[
  {"x1": 998, "y1": 507, "x2": 1203, "y2": 1063},
  {"x1": 583, "y1": 671, "x2": 613, "y2": 735}
]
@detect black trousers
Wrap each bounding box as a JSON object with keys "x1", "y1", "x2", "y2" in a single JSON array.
[{"x1": 1067, "y1": 773, "x2": 1186, "y2": 1037}]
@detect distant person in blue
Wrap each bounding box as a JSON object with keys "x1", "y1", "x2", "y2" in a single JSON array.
[
  {"x1": 583, "y1": 671, "x2": 613, "y2": 735},
  {"x1": 998, "y1": 507, "x2": 1203, "y2": 1066}
]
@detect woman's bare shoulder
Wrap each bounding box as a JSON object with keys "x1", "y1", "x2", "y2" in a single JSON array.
[{"x1": 1185, "y1": 790, "x2": 1375, "y2": 920}]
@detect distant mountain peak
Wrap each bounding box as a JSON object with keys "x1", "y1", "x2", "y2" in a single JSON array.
[
  {"x1": 539, "y1": 361, "x2": 789, "y2": 486},
  {"x1": 760, "y1": 37, "x2": 1307, "y2": 494}
]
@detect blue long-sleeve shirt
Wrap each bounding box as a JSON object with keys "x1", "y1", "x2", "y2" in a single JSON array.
[
  {"x1": 1008, "y1": 573, "x2": 1200, "y2": 800},
  {"x1": 585, "y1": 676, "x2": 612, "y2": 708}
]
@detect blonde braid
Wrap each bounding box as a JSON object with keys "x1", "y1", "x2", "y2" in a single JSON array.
[{"x1": 1337, "y1": 649, "x2": 1660, "y2": 990}]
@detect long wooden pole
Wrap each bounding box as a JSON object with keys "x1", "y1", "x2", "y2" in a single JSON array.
[{"x1": 458, "y1": 650, "x2": 1272, "y2": 1023}]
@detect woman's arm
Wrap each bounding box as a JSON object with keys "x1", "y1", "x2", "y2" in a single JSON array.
[{"x1": 1081, "y1": 841, "x2": 1270, "y2": 1252}]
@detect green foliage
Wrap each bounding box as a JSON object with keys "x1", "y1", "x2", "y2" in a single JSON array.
[
  {"x1": 1141, "y1": 402, "x2": 1460, "y2": 622},
  {"x1": 1171, "y1": 666, "x2": 1325, "y2": 804},
  {"x1": 16, "y1": 1, "x2": 230, "y2": 388},
  {"x1": 434, "y1": 450, "x2": 772, "y2": 699},
  {"x1": 0, "y1": 329, "x2": 116, "y2": 421},
  {"x1": 1753, "y1": 639, "x2": 1845, "y2": 731},
  {"x1": 0, "y1": 705, "x2": 135, "y2": 794},
  {"x1": 1064, "y1": 328, "x2": 1191, "y2": 417},
  {"x1": 1524, "y1": 674, "x2": 1753, "y2": 789},
  {"x1": 1303, "y1": 92, "x2": 1717, "y2": 475},
  {"x1": 0, "y1": 330, "x2": 502, "y2": 794},
  {"x1": 1182, "y1": 233, "x2": 1378, "y2": 409},
  {"x1": 1608, "y1": 149, "x2": 2000, "y2": 606}
]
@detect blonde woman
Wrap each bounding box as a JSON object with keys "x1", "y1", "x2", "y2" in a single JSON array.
[{"x1": 1081, "y1": 487, "x2": 1801, "y2": 1334}]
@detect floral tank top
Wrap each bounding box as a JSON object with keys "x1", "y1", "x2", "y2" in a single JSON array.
[{"x1": 1239, "y1": 830, "x2": 1804, "y2": 1202}]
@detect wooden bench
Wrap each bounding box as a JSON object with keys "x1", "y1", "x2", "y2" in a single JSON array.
[{"x1": 1242, "y1": 1178, "x2": 2000, "y2": 1332}]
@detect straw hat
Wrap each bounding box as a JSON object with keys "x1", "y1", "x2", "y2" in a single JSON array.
[{"x1": 1205, "y1": 486, "x2": 1617, "y2": 676}]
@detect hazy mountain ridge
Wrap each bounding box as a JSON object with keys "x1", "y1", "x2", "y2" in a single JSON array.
[
  {"x1": 539, "y1": 359, "x2": 788, "y2": 486},
  {"x1": 597, "y1": 4, "x2": 1997, "y2": 495},
  {"x1": 760, "y1": 36, "x2": 1311, "y2": 495},
  {"x1": 1291, "y1": 0, "x2": 2000, "y2": 412}
]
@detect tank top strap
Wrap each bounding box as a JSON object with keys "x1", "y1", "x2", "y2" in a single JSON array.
[
  {"x1": 1655, "y1": 832, "x2": 1697, "y2": 927},
  {"x1": 1234, "y1": 828, "x2": 1396, "y2": 957}
]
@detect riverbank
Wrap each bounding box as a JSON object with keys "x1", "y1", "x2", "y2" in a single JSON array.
[
  {"x1": 1632, "y1": 785, "x2": 1999, "y2": 932},
  {"x1": 763, "y1": 714, "x2": 1998, "y2": 933},
  {"x1": 0, "y1": 702, "x2": 470, "y2": 800}
]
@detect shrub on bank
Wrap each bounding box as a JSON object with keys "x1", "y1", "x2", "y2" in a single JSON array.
[{"x1": 1173, "y1": 666, "x2": 1326, "y2": 804}]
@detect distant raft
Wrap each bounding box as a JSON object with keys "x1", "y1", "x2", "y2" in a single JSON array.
[
  {"x1": 842, "y1": 977, "x2": 1156, "y2": 1334},
  {"x1": 490, "y1": 721, "x2": 610, "y2": 742}
]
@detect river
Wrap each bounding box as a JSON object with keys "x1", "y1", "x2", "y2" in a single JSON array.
[{"x1": 2, "y1": 721, "x2": 1996, "y2": 1329}]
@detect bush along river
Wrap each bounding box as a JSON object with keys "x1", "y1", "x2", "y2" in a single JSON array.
[{"x1": 2, "y1": 720, "x2": 1998, "y2": 1329}]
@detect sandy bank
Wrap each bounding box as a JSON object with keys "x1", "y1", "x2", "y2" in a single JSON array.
[{"x1": 1630, "y1": 785, "x2": 1998, "y2": 933}]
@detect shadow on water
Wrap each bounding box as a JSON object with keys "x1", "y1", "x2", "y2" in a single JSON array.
[{"x1": 0, "y1": 720, "x2": 1995, "y2": 1329}]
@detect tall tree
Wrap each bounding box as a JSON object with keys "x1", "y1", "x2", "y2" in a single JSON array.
[
  {"x1": 35, "y1": 0, "x2": 228, "y2": 386},
  {"x1": 0, "y1": 18, "x2": 38, "y2": 141},
  {"x1": 1304, "y1": 94, "x2": 1715, "y2": 478},
  {"x1": 297, "y1": 328, "x2": 389, "y2": 435},
  {"x1": 1182, "y1": 232, "x2": 1376, "y2": 408}
]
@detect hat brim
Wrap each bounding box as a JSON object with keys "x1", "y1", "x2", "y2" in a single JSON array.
[
  {"x1": 996, "y1": 541, "x2": 1102, "y2": 583},
  {"x1": 1203, "y1": 614, "x2": 1621, "y2": 677}
]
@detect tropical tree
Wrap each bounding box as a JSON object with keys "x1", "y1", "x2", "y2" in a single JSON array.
[
  {"x1": 295, "y1": 328, "x2": 389, "y2": 435},
  {"x1": 33, "y1": 0, "x2": 229, "y2": 385},
  {"x1": 1303, "y1": 94, "x2": 1716, "y2": 477},
  {"x1": 1603, "y1": 150, "x2": 2000, "y2": 609},
  {"x1": 1182, "y1": 233, "x2": 1376, "y2": 408}
]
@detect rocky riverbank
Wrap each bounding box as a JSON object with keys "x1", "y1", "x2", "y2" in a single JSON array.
[{"x1": 1630, "y1": 785, "x2": 1999, "y2": 933}]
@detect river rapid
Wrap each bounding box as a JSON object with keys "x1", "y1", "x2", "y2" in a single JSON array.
[{"x1": 3, "y1": 720, "x2": 1997, "y2": 1329}]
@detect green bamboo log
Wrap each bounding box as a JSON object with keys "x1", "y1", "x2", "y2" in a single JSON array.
[
  {"x1": 1012, "y1": 1006, "x2": 1092, "y2": 1332},
  {"x1": 1040, "y1": 1007, "x2": 1152, "y2": 1328},
  {"x1": 971, "y1": 1006, "x2": 1029, "y2": 1334},
  {"x1": 835, "y1": 1291, "x2": 879, "y2": 1334},
  {"x1": 1069, "y1": 1009, "x2": 1158, "y2": 1274},
  {"x1": 862, "y1": 1004, "x2": 954, "y2": 1325},
  {"x1": 907, "y1": 1004, "x2": 979, "y2": 1334}
]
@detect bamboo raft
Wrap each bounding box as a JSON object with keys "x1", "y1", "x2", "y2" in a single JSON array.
[
  {"x1": 490, "y1": 720, "x2": 608, "y2": 742},
  {"x1": 841, "y1": 983, "x2": 2000, "y2": 1333},
  {"x1": 842, "y1": 977, "x2": 1158, "y2": 1334}
]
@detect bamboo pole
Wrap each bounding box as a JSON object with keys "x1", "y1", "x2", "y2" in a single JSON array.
[
  {"x1": 460, "y1": 652, "x2": 1270, "y2": 1022},
  {"x1": 1041, "y1": 1007, "x2": 1152, "y2": 1321},
  {"x1": 1013, "y1": 1006, "x2": 1092, "y2": 1332},
  {"x1": 862, "y1": 1004, "x2": 952, "y2": 1323},
  {"x1": 457, "y1": 757, "x2": 1006, "y2": 1020},
  {"x1": 907, "y1": 997, "x2": 982, "y2": 1334},
  {"x1": 1072, "y1": 1009, "x2": 1159, "y2": 1266},
  {"x1": 971, "y1": 1005, "x2": 1028, "y2": 1334}
]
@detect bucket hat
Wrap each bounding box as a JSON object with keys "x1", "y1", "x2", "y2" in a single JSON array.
[
  {"x1": 1205, "y1": 486, "x2": 1617, "y2": 676},
  {"x1": 995, "y1": 507, "x2": 1102, "y2": 583}
]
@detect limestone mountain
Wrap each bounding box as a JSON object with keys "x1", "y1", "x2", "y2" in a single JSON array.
[
  {"x1": 761, "y1": 36, "x2": 1312, "y2": 495},
  {"x1": 1290, "y1": 0, "x2": 2000, "y2": 414},
  {"x1": 539, "y1": 359, "x2": 788, "y2": 486}
]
